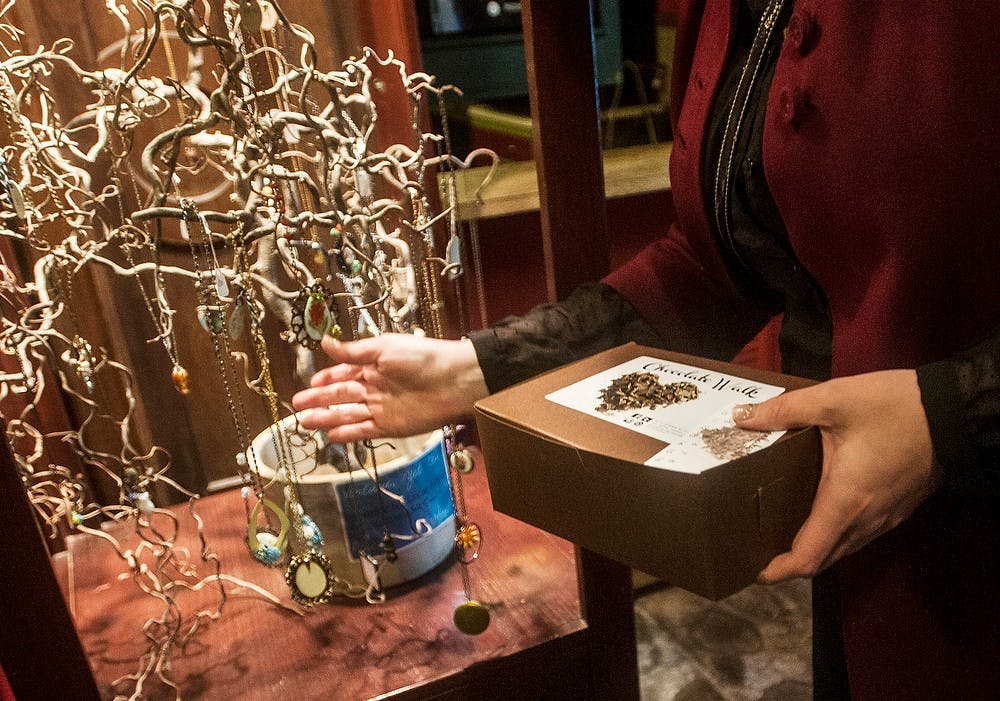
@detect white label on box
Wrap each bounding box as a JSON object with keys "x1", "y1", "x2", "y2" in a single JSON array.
[{"x1": 544, "y1": 356, "x2": 786, "y2": 474}]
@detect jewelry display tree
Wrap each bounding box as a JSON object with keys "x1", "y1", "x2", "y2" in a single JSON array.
[{"x1": 0, "y1": 0, "x2": 502, "y2": 696}]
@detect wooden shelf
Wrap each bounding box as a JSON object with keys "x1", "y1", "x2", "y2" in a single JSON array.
[{"x1": 447, "y1": 142, "x2": 672, "y2": 221}]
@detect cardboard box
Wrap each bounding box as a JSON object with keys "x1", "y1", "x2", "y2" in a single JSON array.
[{"x1": 474, "y1": 343, "x2": 821, "y2": 600}]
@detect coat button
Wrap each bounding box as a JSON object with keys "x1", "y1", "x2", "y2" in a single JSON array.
[
  {"x1": 779, "y1": 87, "x2": 812, "y2": 128},
  {"x1": 785, "y1": 9, "x2": 819, "y2": 55}
]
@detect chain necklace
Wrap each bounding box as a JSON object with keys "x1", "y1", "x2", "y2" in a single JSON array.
[
  {"x1": 444, "y1": 426, "x2": 489, "y2": 634},
  {"x1": 109, "y1": 156, "x2": 190, "y2": 394},
  {"x1": 233, "y1": 220, "x2": 343, "y2": 605},
  {"x1": 179, "y1": 199, "x2": 291, "y2": 569},
  {"x1": 423, "y1": 92, "x2": 489, "y2": 633},
  {"x1": 0, "y1": 72, "x2": 44, "y2": 250}
]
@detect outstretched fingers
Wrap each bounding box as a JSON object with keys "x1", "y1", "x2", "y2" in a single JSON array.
[
  {"x1": 292, "y1": 379, "x2": 367, "y2": 410},
  {"x1": 325, "y1": 419, "x2": 380, "y2": 444},
  {"x1": 309, "y1": 362, "x2": 363, "y2": 387},
  {"x1": 297, "y1": 401, "x2": 373, "y2": 431}
]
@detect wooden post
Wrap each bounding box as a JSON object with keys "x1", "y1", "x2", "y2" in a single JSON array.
[
  {"x1": 0, "y1": 426, "x2": 101, "y2": 699},
  {"x1": 522, "y1": 0, "x2": 612, "y2": 303},
  {"x1": 522, "y1": 2, "x2": 640, "y2": 699}
]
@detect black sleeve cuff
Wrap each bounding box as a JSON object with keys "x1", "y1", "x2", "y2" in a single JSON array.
[
  {"x1": 917, "y1": 333, "x2": 1000, "y2": 498},
  {"x1": 468, "y1": 282, "x2": 666, "y2": 395},
  {"x1": 469, "y1": 326, "x2": 507, "y2": 395},
  {"x1": 917, "y1": 358, "x2": 976, "y2": 479}
]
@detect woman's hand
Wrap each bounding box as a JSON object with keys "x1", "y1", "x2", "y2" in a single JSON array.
[
  {"x1": 733, "y1": 369, "x2": 943, "y2": 583},
  {"x1": 292, "y1": 334, "x2": 490, "y2": 443}
]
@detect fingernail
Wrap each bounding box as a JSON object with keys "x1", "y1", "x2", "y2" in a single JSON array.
[{"x1": 732, "y1": 404, "x2": 756, "y2": 422}]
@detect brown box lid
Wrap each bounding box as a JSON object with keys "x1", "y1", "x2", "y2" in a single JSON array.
[{"x1": 474, "y1": 343, "x2": 821, "y2": 600}]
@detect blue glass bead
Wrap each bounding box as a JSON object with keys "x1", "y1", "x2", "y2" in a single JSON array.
[
  {"x1": 301, "y1": 515, "x2": 324, "y2": 549},
  {"x1": 255, "y1": 545, "x2": 282, "y2": 566}
]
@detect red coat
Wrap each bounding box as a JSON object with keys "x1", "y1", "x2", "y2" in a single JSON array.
[{"x1": 606, "y1": 2, "x2": 1000, "y2": 699}]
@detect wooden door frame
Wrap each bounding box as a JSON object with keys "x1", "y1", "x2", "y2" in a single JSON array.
[{"x1": 522, "y1": 2, "x2": 641, "y2": 699}]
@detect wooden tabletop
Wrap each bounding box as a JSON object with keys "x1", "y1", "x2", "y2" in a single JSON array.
[{"x1": 58, "y1": 449, "x2": 584, "y2": 700}]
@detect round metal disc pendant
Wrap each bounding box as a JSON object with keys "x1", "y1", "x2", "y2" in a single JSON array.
[
  {"x1": 453, "y1": 600, "x2": 490, "y2": 635},
  {"x1": 285, "y1": 551, "x2": 334, "y2": 607},
  {"x1": 449, "y1": 448, "x2": 474, "y2": 474}
]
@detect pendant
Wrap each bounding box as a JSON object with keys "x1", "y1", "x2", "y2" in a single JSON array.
[
  {"x1": 305, "y1": 292, "x2": 331, "y2": 338},
  {"x1": 285, "y1": 551, "x2": 334, "y2": 606},
  {"x1": 228, "y1": 299, "x2": 247, "y2": 340},
  {"x1": 246, "y1": 498, "x2": 290, "y2": 567},
  {"x1": 449, "y1": 448, "x2": 474, "y2": 474},
  {"x1": 454, "y1": 522, "x2": 482, "y2": 563},
  {"x1": 197, "y1": 304, "x2": 226, "y2": 334},
  {"x1": 214, "y1": 269, "x2": 229, "y2": 298},
  {"x1": 289, "y1": 282, "x2": 336, "y2": 349},
  {"x1": 238, "y1": 0, "x2": 262, "y2": 33},
  {"x1": 6, "y1": 181, "x2": 25, "y2": 219},
  {"x1": 171, "y1": 365, "x2": 191, "y2": 394},
  {"x1": 128, "y1": 490, "x2": 155, "y2": 515},
  {"x1": 445, "y1": 232, "x2": 463, "y2": 280},
  {"x1": 259, "y1": 0, "x2": 279, "y2": 31},
  {"x1": 300, "y1": 513, "x2": 325, "y2": 550},
  {"x1": 381, "y1": 533, "x2": 398, "y2": 562},
  {"x1": 453, "y1": 600, "x2": 490, "y2": 635}
]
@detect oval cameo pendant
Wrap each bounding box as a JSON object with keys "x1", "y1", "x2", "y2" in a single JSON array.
[{"x1": 285, "y1": 551, "x2": 334, "y2": 607}]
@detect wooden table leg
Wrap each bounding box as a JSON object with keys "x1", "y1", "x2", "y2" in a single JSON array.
[
  {"x1": 577, "y1": 547, "x2": 641, "y2": 701},
  {"x1": 520, "y1": 4, "x2": 642, "y2": 693}
]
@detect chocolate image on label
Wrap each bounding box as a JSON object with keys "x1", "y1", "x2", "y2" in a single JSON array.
[
  {"x1": 596, "y1": 372, "x2": 700, "y2": 413},
  {"x1": 700, "y1": 425, "x2": 768, "y2": 461}
]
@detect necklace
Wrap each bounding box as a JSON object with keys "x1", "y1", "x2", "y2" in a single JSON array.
[
  {"x1": 234, "y1": 219, "x2": 340, "y2": 605},
  {"x1": 0, "y1": 72, "x2": 43, "y2": 250},
  {"x1": 445, "y1": 426, "x2": 489, "y2": 635},
  {"x1": 111, "y1": 158, "x2": 191, "y2": 394},
  {"x1": 180, "y1": 199, "x2": 291, "y2": 568},
  {"x1": 434, "y1": 90, "x2": 491, "y2": 633}
]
